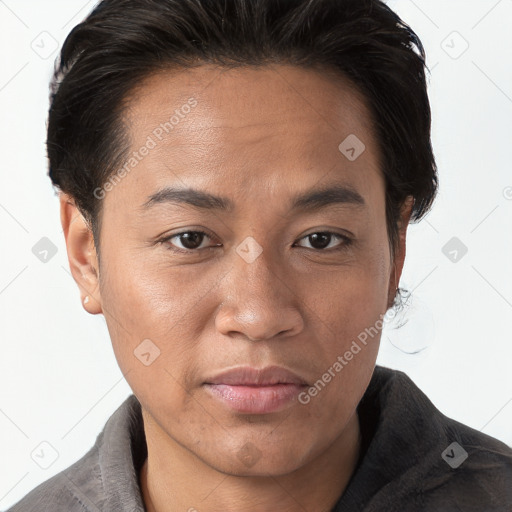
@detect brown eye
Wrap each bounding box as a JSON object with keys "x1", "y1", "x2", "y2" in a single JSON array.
[
  {"x1": 295, "y1": 232, "x2": 351, "y2": 251},
  {"x1": 175, "y1": 232, "x2": 206, "y2": 250},
  {"x1": 159, "y1": 230, "x2": 218, "y2": 253},
  {"x1": 307, "y1": 233, "x2": 331, "y2": 250}
]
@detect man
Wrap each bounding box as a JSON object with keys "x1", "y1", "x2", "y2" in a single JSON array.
[{"x1": 8, "y1": 0, "x2": 512, "y2": 511}]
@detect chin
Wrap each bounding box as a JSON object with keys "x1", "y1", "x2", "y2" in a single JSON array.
[{"x1": 199, "y1": 439, "x2": 310, "y2": 478}]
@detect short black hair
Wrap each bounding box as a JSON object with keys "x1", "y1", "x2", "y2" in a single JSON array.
[{"x1": 47, "y1": 0, "x2": 438, "y2": 273}]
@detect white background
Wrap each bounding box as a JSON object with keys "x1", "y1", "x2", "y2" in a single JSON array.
[{"x1": 1, "y1": 0, "x2": 512, "y2": 509}]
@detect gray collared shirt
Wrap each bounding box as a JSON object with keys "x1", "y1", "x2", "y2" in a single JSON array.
[{"x1": 7, "y1": 365, "x2": 512, "y2": 511}]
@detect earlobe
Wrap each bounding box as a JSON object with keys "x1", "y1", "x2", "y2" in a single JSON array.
[{"x1": 59, "y1": 192, "x2": 103, "y2": 315}]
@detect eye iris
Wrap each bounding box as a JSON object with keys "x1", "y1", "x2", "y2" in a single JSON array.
[
  {"x1": 179, "y1": 232, "x2": 204, "y2": 249},
  {"x1": 309, "y1": 233, "x2": 331, "y2": 249}
]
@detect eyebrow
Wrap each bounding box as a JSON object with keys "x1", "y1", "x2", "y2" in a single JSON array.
[{"x1": 140, "y1": 184, "x2": 366, "y2": 213}]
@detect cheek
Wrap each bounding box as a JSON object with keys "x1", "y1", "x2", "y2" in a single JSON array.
[
  {"x1": 99, "y1": 243, "x2": 208, "y2": 335},
  {"x1": 97, "y1": 247, "x2": 215, "y2": 396},
  {"x1": 300, "y1": 240, "x2": 390, "y2": 375},
  {"x1": 298, "y1": 267, "x2": 388, "y2": 425},
  {"x1": 304, "y1": 237, "x2": 390, "y2": 319}
]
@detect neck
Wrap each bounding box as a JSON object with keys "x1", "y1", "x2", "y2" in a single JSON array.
[{"x1": 139, "y1": 410, "x2": 362, "y2": 512}]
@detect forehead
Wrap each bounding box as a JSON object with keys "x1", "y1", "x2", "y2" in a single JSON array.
[
  {"x1": 124, "y1": 63, "x2": 377, "y2": 144},
  {"x1": 112, "y1": 64, "x2": 383, "y2": 212}
]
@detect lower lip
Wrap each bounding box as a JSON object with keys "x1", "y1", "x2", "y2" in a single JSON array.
[{"x1": 204, "y1": 383, "x2": 306, "y2": 414}]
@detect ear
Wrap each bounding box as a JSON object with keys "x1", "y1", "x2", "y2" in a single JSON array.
[
  {"x1": 387, "y1": 196, "x2": 414, "y2": 309},
  {"x1": 60, "y1": 192, "x2": 103, "y2": 315}
]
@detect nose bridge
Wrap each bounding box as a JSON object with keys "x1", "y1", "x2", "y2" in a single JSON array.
[
  {"x1": 216, "y1": 240, "x2": 303, "y2": 341},
  {"x1": 232, "y1": 240, "x2": 287, "y2": 307}
]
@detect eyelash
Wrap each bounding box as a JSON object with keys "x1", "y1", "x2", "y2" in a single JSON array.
[{"x1": 157, "y1": 230, "x2": 353, "y2": 254}]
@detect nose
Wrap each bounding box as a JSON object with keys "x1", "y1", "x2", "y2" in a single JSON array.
[{"x1": 215, "y1": 247, "x2": 304, "y2": 342}]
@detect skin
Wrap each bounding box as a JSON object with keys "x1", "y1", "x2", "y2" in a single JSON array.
[{"x1": 60, "y1": 63, "x2": 413, "y2": 512}]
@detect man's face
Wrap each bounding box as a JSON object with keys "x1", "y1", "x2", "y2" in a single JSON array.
[{"x1": 83, "y1": 64, "x2": 406, "y2": 476}]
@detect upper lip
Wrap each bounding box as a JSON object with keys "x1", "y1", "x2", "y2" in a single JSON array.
[{"x1": 204, "y1": 366, "x2": 308, "y2": 386}]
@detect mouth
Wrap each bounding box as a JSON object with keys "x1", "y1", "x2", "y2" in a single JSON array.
[{"x1": 203, "y1": 365, "x2": 309, "y2": 414}]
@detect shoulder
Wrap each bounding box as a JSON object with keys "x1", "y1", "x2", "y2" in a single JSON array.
[
  {"x1": 6, "y1": 394, "x2": 144, "y2": 512},
  {"x1": 6, "y1": 442, "x2": 105, "y2": 512},
  {"x1": 420, "y1": 414, "x2": 512, "y2": 510},
  {"x1": 361, "y1": 366, "x2": 512, "y2": 510}
]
